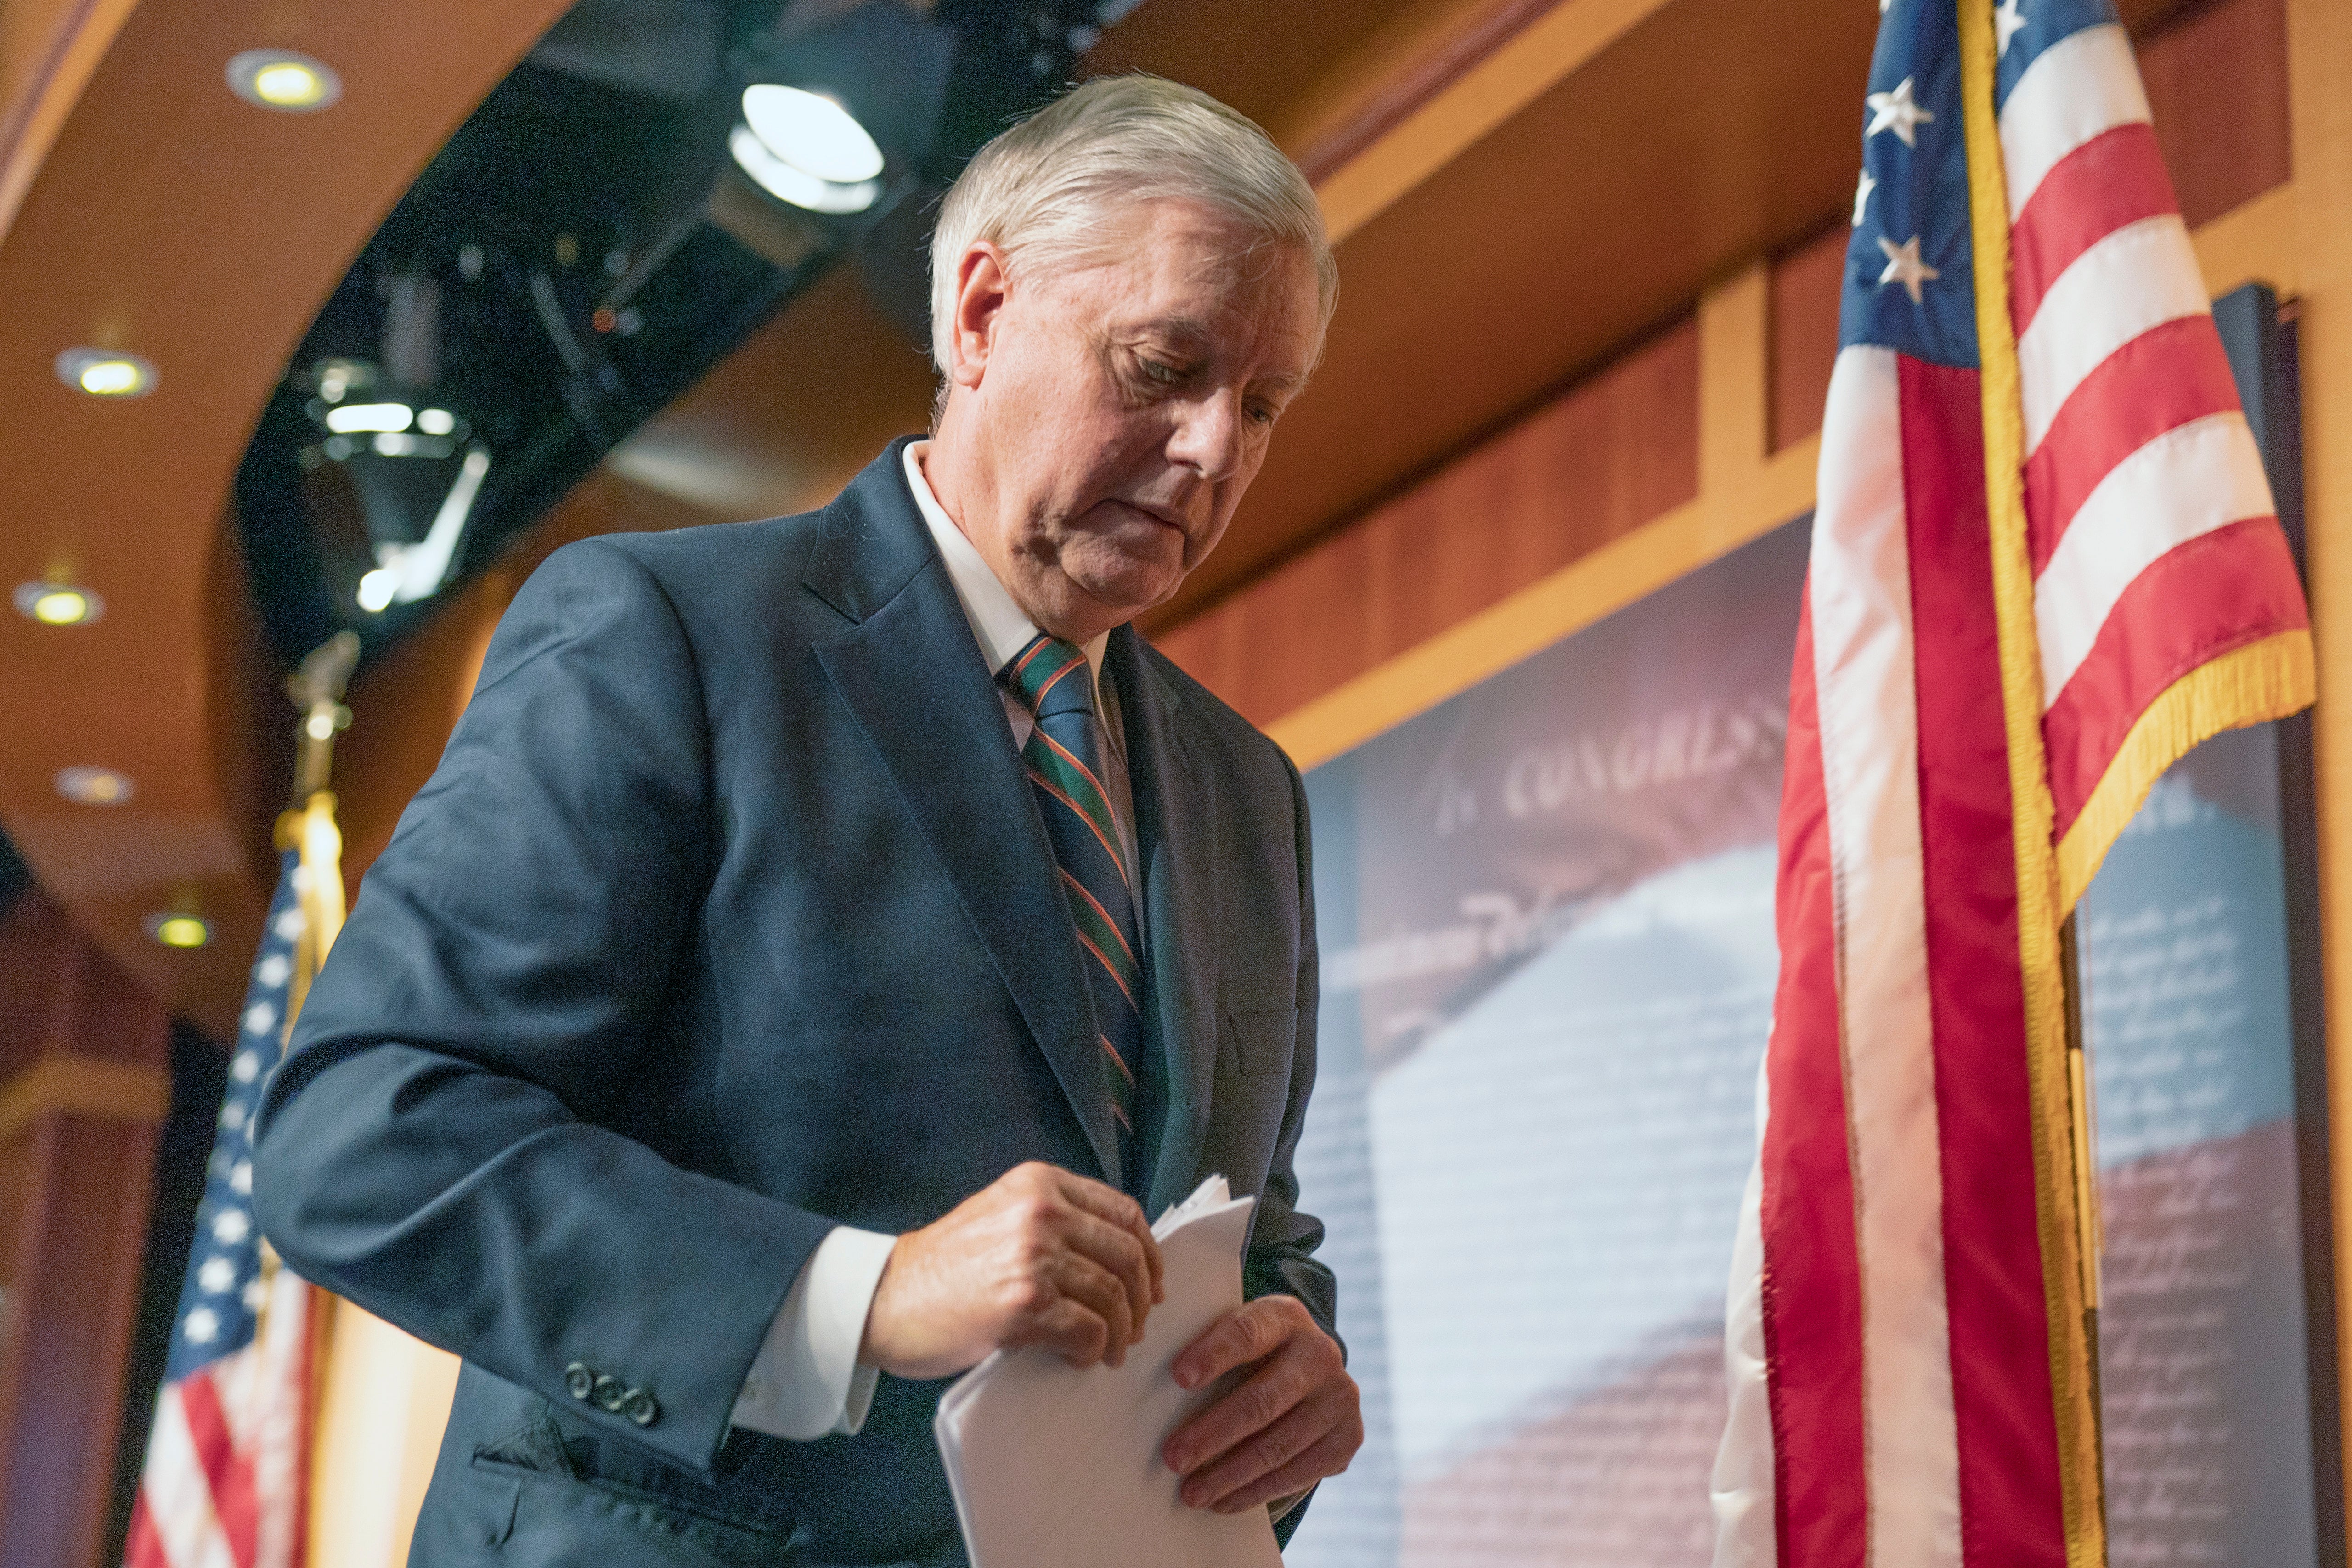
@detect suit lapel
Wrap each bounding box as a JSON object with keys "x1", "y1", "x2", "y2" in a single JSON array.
[
  {"x1": 808, "y1": 443, "x2": 1124, "y2": 1184},
  {"x1": 1107, "y1": 630, "x2": 1224, "y2": 1217}
]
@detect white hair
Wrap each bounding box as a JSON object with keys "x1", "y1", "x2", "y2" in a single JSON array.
[{"x1": 927, "y1": 74, "x2": 1337, "y2": 377}]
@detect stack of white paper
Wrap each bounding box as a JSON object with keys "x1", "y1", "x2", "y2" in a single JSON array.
[{"x1": 935, "y1": 1176, "x2": 1285, "y2": 1568}]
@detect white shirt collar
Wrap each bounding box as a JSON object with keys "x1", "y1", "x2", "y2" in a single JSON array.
[{"x1": 903, "y1": 440, "x2": 1109, "y2": 686}]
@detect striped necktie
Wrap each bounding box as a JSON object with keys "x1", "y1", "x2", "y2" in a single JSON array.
[{"x1": 1005, "y1": 633, "x2": 1141, "y2": 1149}]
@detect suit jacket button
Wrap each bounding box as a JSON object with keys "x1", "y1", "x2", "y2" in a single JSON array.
[
  {"x1": 564, "y1": 1363, "x2": 595, "y2": 1401},
  {"x1": 623, "y1": 1388, "x2": 659, "y2": 1427},
  {"x1": 592, "y1": 1374, "x2": 627, "y2": 1412}
]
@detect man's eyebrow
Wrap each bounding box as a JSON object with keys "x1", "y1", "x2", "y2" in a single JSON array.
[
  {"x1": 1126, "y1": 317, "x2": 1306, "y2": 389},
  {"x1": 1128, "y1": 316, "x2": 1214, "y2": 349}
]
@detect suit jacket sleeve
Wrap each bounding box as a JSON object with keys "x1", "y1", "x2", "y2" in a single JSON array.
[
  {"x1": 253, "y1": 538, "x2": 833, "y2": 1477},
  {"x1": 1252, "y1": 750, "x2": 1338, "y2": 1548},
  {"x1": 1240, "y1": 748, "x2": 1336, "y2": 1341}
]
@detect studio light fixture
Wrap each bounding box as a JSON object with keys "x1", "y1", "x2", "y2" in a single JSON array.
[
  {"x1": 226, "y1": 49, "x2": 342, "y2": 112},
  {"x1": 14, "y1": 582, "x2": 102, "y2": 625},
  {"x1": 743, "y1": 85, "x2": 884, "y2": 185},
  {"x1": 728, "y1": 84, "x2": 883, "y2": 214},
  {"x1": 56, "y1": 347, "x2": 156, "y2": 398},
  {"x1": 148, "y1": 913, "x2": 211, "y2": 949},
  {"x1": 355, "y1": 446, "x2": 492, "y2": 613},
  {"x1": 56, "y1": 765, "x2": 134, "y2": 805},
  {"x1": 324, "y1": 401, "x2": 414, "y2": 434}
]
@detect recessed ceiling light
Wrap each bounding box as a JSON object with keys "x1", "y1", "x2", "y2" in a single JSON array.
[
  {"x1": 148, "y1": 914, "x2": 211, "y2": 949},
  {"x1": 728, "y1": 124, "x2": 878, "y2": 215},
  {"x1": 742, "y1": 85, "x2": 885, "y2": 185},
  {"x1": 226, "y1": 49, "x2": 341, "y2": 112},
  {"x1": 14, "y1": 582, "x2": 102, "y2": 625},
  {"x1": 56, "y1": 347, "x2": 156, "y2": 398},
  {"x1": 56, "y1": 765, "x2": 134, "y2": 805}
]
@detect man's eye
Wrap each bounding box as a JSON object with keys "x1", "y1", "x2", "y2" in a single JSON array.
[
  {"x1": 1139, "y1": 357, "x2": 1184, "y2": 385},
  {"x1": 1247, "y1": 401, "x2": 1280, "y2": 427}
]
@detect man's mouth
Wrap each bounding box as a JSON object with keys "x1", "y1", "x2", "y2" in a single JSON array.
[{"x1": 1113, "y1": 498, "x2": 1187, "y2": 532}]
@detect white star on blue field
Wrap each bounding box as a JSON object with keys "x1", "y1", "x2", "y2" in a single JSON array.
[{"x1": 165, "y1": 853, "x2": 308, "y2": 1377}]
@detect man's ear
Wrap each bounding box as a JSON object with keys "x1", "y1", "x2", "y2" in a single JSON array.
[{"x1": 950, "y1": 242, "x2": 1010, "y2": 391}]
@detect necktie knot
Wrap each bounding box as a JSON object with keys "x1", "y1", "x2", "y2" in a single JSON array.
[{"x1": 1007, "y1": 633, "x2": 1095, "y2": 722}]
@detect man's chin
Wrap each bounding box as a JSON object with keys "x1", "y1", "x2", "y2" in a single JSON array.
[{"x1": 1043, "y1": 564, "x2": 1180, "y2": 636}]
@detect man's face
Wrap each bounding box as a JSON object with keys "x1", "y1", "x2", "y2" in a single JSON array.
[{"x1": 937, "y1": 198, "x2": 1322, "y2": 641}]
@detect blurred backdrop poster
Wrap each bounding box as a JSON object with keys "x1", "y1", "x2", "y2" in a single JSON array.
[
  {"x1": 2080, "y1": 721, "x2": 2323, "y2": 1568},
  {"x1": 1286, "y1": 518, "x2": 1808, "y2": 1567},
  {"x1": 1281, "y1": 497, "x2": 2329, "y2": 1565}
]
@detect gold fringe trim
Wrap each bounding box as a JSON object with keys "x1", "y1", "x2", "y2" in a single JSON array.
[
  {"x1": 2055, "y1": 630, "x2": 2316, "y2": 911},
  {"x1": 1957, "y1": 3, "x2": 2108, "y2": 1562}
]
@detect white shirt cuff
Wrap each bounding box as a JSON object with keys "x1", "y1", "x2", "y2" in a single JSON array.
[{"x1": 729, "y1": 1226, "x2": 897, "y2": 1440}]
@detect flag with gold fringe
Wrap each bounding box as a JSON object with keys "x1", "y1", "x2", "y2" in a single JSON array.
[
  {"x1": 1710, "y1": 1, "x2": 2313, "y2": 1566},
  {"x1": 126, "y1": 633, "x2": 354, "y2": 1568}
]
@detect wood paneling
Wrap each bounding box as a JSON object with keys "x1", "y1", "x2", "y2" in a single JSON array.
[
  {"x1": 1769, "y1": 224, "x2": 1845, "y2": 455},
  {"x1": 1158, "y1": 318, "x2": 1696, "y2": 725},
  {"x1": 0, "y1": 0, "x2": 577, "y2": 1036},
  {"x1": 1155, "y1": 0, "x2": 1877, "y2": 629},
  {"x1": 1083, "y1": 0, "x2": 1510, "y2": 162},
  {"x1": 2142, "y1": 0, "x2": 2291, "y2": 231},
  {"x1": 0, "y1": 888, "x2": 169, "y2": 1568},
  {"x1": 2282, "y1": 0, "x2": 2352, "y2": 1524}
]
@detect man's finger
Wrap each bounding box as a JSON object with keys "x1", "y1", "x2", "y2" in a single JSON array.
[
  {"x1": 1173, "y1": 1297, "x2": 1291, "y2": 1391},
  {"x1": 1173, "y1": 1377, "x2": 1337, "y2": 1506},
  {"x1": 1163, "y1": 1342, "x2": 1314, "y2": 1475},
  {"x1": 1039, "y1": 1251, "x2": 1133, "y2": 1366},
  {"x1": 1054, "y1": 1174, "x2": 1165, "y2": 1305},
  {"x1": 1055, "y1": 1207, "x2": 1156, "y2": 1344},
  {"x1": 1017, "y1": 1293, "x2": 1113, "y2": 1369},
  {"x1": 1200, "y1": 1422, "x2": 1360, "y2": 1515}
]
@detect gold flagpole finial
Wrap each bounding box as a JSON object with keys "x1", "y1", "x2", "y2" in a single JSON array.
[{"x1": 287, "y1": 631, "x2": 360, "y2": 804}]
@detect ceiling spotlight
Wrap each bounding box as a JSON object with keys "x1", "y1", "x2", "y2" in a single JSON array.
[
  {"x1": 14, "y1": 582, "x2": 102, "y2": 625},
  {"x1": 728, "y1": 124, "x2": 878, "y2": 215},
  {"x1": 743, "y1": 85, "x2": 885, "y2": 185},
  {"x1": 56, "y1": 347, "x2": 156, "y2": 398},
  {"x1": 56, "y1": 765, "x2": 134, "y2": 805},
  {"x1": 226, "y1": 49, "x2": 341, "y2": 112},
  {"x1": 148, "y1": 913, "x2": 211, "y2": 949},
  {"x1": 325, "y1": 401, "x2": 412, "y2": 434}
]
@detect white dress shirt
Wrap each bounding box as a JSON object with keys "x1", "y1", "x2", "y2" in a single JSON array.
[{"x1": 728, "y1": 441, "x2": 1124, "y2": 1441}]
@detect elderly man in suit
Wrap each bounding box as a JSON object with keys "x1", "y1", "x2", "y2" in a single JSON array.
[{"x1": 254, "y1": 73, "x2": 1360, "y2": 1567}]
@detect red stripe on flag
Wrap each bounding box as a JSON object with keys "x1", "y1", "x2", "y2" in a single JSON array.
[
  {"x1": 1757, "y1": 588, "x2": 1867, "y2": 1568},
  {"x1": 180, "y1": 1368, "x2": 261, "y2": 1568},
  {"x1": 2023, "y1": 316, "x2": 2241, "y2": 572},
  {"x1": 2008, "y1": 123, "x2": 2178, "y2": 333},
  {"x1": 1897, "y1": 358, "x2": 2067, "y2": 1568},
  {"x1": 2042, "y1": 516, "x2": 2307, "y2": 835},
  {"x1": 123, "y1": 1495, "x2": 169, "y2": 1568}
]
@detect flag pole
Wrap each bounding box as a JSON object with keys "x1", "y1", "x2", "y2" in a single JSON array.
[
  {"x1": 1955, "y1": 0, "x2": 2107, "y2": 1561},
  {"x1": 280, "y1": 632, "x2": 358, "y2": 1021}
]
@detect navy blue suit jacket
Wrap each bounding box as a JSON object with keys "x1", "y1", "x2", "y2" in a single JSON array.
[{"x1": 253, "y1": 440, "x2": 1331, "y2": 1567}]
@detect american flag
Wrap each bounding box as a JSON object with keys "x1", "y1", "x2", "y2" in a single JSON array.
[
  {"x1": 124, "y1": 847, "x2": 321, "y2": 1568},
  {"x1": 1712, "y1": 2, "x2": 2312, "y2": 1567}
]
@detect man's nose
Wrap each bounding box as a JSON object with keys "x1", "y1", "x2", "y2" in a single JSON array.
[{"x1": 1167, "y1": 390, "x2": 1243, "y2": 482}]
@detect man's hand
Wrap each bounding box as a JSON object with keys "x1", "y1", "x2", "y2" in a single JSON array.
[
  {"x1": 860, "y1": 1162, "x2": 1164, "y2": 1380},
  {"x1": 1162, "y1": 1294, "x2": 1362, "y2": 1514}
]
